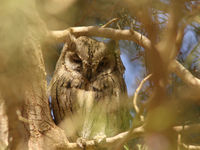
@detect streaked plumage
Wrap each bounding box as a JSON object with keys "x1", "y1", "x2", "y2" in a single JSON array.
[{"x1": 50, "y1": 34, "x2": 128, "y2": 142}]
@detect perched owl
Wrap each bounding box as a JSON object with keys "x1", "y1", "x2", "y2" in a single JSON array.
[{"x1": 49, "y1": 33, "x2": 129, "y2": 143}]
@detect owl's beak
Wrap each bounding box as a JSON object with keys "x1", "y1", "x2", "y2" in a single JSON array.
[
  {"x1": 83, "y1": 66, "x2": 92, "y2": 81},
  {"x1": 83, "y1": 63, "x2": 94, "y2": 81},
  {"x1": 85, "y1": 68, "x2": 92, "y2": 81}
]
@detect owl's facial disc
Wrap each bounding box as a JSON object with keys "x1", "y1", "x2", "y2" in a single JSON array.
[
  {"x1": 65, "y1": 52, "x2": 83, "y2": 72},
  {"x1": 68, "y1": 52, "x2": 115, "y2": 81},
  {"x1": 64, "y1": 37, "x2": 117, "y2": 82},
  {"x1": 70, "y1": 53, "x2": 82, "y2": 64}
]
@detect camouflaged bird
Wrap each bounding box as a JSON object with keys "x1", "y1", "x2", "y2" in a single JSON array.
[{"x1": 49, "y1": 33, "x2": 130, "y2": 147}]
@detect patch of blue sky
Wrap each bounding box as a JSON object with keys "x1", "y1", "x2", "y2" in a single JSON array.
[
  {"x1": 181, "y1": 26, "x2": 199, "y2": 58},
  {"x1": 120, "y1": 48, "x2": 145, "y2": 96},
  {"x1": 157, "y1": 10, "x2": 168, "y2": 24}
]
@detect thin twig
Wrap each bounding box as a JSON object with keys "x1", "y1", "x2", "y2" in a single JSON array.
[
  {"x1": 173, "y1": 124, "x2": 200, "y2": 132},
  {"x1": 101, "y1": 18, "x2": 119, "y2": 28},
  {"x1": 177, "y1": 133, "x2": 181, "y2": 150},
  {"x1": 181, "y1": 143, "x2": 200, "y2": 150},
  {"x1": 133, "y1": 74, "x2": 152, "y2": 121}
]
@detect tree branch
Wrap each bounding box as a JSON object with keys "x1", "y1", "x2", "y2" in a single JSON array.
[
  {"x1": 56, "y1": 125, "x2": 144, "y2": 150},
  {"x1": 169, "y1": 60, "x2": 200, "y2": 92},
  {"x1": 177, "y1": 132, "x2": 200, "y2": 150},
  {"x1": 173, "y1": 124, "x2": 200, "y2": 133},
  {"x1": 50, "y1": 26, "x2": 200, "y2": 98},
  {"x1": 54, "y1": 123, "x2": 200, "y2": 150},
  {"x1": 133, "y1": 74, "x2": 152, "y2": 121},
  {"x1": 49, "y1": 26, "x2": 200, "y2": 149},
  {"x1": 49, "y1": 26, "x2": 151, "y2": 49},
  {"x1": 101, "y1": 18, "x2": 119, "y2": 28},
  {"x1": 181, "y1": 143, "x2": 200, "y2": 150}
]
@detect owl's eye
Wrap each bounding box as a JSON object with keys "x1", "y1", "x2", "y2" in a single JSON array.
[
  {"x1": 70, "y1": 54, "x2": 82, "y2": 64},
  {"x1": 97, "y1": 58, "x2": 109, "y2": 73}
]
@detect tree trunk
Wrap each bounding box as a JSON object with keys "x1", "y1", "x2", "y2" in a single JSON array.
[{"x1": 0, "y1": 1, "x2": 68, "y2": 149}]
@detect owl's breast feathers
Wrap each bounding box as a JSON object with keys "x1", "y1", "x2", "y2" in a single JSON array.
[
  {"x1": 51, "y1": 67, "x2": 126, "y2": 124},
  {"x1": 50, "y1": 35, "x2": 129, "y2": 140}
]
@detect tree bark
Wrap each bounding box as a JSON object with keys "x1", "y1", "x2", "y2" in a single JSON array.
[{"x1": 0, "y1": 1, "x2": 68, "y2": 149}]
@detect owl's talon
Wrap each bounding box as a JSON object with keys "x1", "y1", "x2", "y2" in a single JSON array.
[{"x1": 76, "y1": 137, "x2": 86, "y2": 149}]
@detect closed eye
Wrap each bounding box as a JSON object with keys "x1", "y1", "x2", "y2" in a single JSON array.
[
  {"x1": 96, "y1": 57, "x2": 109, "y2": 73},
  {"x1": 70, "y1": 54, "x2": 82, "y2": 64}
]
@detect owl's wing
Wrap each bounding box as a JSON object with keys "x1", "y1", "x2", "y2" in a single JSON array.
[{"x1": 50, "y1": 73, "x2": 74, "y2": 124}]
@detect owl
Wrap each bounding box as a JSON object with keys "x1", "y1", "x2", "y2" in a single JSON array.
[{"x1": 49, "y1": 33, "x2": 129, "y2": 143}]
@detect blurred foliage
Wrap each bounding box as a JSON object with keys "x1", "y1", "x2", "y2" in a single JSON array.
[
  {"x1": 0, "y1": 0, "x2": 48, "y2": 100},
  {"x1": 1, "y1": 0, "x2": 200, "y2": 149},
  {"x1": 36, "y1": 0, "x2": 200, "y2": 149}
]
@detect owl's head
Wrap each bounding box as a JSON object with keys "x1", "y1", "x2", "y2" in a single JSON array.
[{"x1": 57, "y1": 34, "x2": 125, "y2": 82}]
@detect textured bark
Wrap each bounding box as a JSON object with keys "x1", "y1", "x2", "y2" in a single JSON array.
[
  {"x1": 0, "y1": 1, "x2": 68, "y2": 149},
  {"x1": 21, "y1": 28, "x2": 68, "y2": 150}
]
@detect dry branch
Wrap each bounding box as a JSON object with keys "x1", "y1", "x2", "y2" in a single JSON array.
[
  {"x1": 133, "y1": 74, "x2": 152, "y2": 121},
  {"x1": 181, "y1": 143, "x2": 200, "y2": 150},
  {"x1": 177, "y1": 133, "x2": 200, "y2": 150},
  {"x1": 169, "y1": 60, "x2": 200, "y2": 96},
  {"x1": 101, "y1": 18, "x2": 119, "y2": 28},
  {"x1": 49, "y1": 26, "x2": 200, "y2": 149},
  {"x1": 55, "y1": 123, "x2": 200, "y2": 150},
  {"x1": 50, "y1": 26, "x2": 200, "y2": 98},
  {"x1": 49, "y1": 26, "x2": 151, "y2": 48},
  {"x1": 173, "y1": 124, "x2": 200, "y2": 133},
  {"x1": 56, "y1": 125, "x2": 144, "y2": 150}
]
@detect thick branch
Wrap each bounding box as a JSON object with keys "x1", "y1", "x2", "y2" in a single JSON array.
[
  {"x1": 50, "y1": 26, "x2": 200, "y2": 97},
  {"x1": 49, "y1": 26, "x2": 151, "y2": 49},
  {"x1": 169, "y1": 60, "x2": 200, "y2": 89}
]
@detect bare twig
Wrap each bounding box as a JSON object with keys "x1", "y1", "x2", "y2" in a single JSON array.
[
  {"x1": 101, "y1": 18, "x2": 119, "y2": 28},
  {"x1": 133, "y1": 74, "x2": 152, "y2": 121},
  {"x1": 177, "y1": 133, "x2": 181, "y2": 150},
  {"x1": 114, "y1": 77, "x2": 158, "y2": 150},
  {"x1": 177, "y1": 133, "x2": 200, "y2": 150},
  {"x1": 181, "y1": 143, "x2": 200, "y2": 150},
  {"x1": 173, "y1": 124, "x2": 200, "y2": 133},
  {"x1": 174, "y1": 124, "x2": 200, "y2": 150}
]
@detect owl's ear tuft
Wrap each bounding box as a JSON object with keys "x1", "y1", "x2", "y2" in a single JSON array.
[{"x1": 65, "y1": 33, "x2": 76, "y2": 50}]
